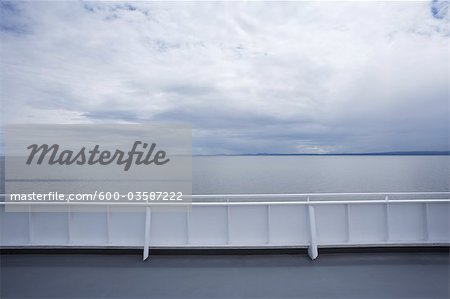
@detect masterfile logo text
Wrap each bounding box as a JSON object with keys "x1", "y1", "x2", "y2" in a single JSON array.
[{"x1": 26, "y1": 141, "x2": 170, "y2": 171}]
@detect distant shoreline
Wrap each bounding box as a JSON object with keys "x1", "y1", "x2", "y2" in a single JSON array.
[
  {"x1": 0, "y1": 151, "x2": 449, "y2": 158},
  {"x1": 193, "y1": 151, "x2": 450, "y2": 156}
]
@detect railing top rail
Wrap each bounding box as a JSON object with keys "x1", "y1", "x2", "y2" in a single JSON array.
[
  {"x1": 0, "y1": 198, "x2": 449, "y2": 206},
  {"x1": 189, "y1": 192, "x2": 450, "y2": 198},
  {"x1": 1, "y1": 191, "x2": 449, "y2": 199}
]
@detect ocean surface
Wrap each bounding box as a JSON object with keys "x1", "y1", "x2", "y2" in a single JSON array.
[
  {"x1": 1, "y1": 156, "x2": 449, "y2": 194},
  {"x1": 192, "y1": 156, "x2": 450, "y2": 194}
]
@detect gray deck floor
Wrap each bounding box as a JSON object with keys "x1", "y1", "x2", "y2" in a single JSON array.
[{"x1": 1, "y1": 252, "x2": 449, "y2": 298}]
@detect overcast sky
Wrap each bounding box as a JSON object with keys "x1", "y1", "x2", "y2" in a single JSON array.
[{"x1": 1, "y1": 1, "x2": 449, "y2": 154}]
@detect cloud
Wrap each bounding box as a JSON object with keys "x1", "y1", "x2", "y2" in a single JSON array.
[{"x1": 1, "y1": 1, "x2": 449, "y2": 154}]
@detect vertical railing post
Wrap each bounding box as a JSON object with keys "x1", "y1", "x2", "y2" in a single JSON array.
[
  {"x1": 28, "y1": 204, "x2": 33, "y2": 245},
  {"x1": 385, "y1": 195, "x2": 390, "y2": 241},
  {"x1": 267, "y1": 204, "x2": 271, "y2": 244},
  {"x1": 186, "y1": 206, "x2": 191, "y2": 245},
  {"x1": 106, "y1": 205, "x2": 111, "y2": 244},
  {"x1": 307, "y1": 196, "x2": 318, "y2": 260},
  {"x1": 143, "y1": 206, "x2": 151, "y2": 261},
  {"x1": 346, "y1": 203, "x2": 351, "y2": 243},
  {"x1": 226, "y1": 198, "x2": 230, "y2": 245},
  {"x1": 67, "y1": 203, "x2": 72, "y2": 244},
  {"x1": 423, "y1": 203, "x2": 430, "y2": 242}
]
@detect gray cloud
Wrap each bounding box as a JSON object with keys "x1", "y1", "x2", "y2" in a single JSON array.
[{"x1": 1, "y1": 1, "x2": 449, "y2": 154}]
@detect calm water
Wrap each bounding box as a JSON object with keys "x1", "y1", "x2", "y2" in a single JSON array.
[
  {"x1": 1, "y1": 156, "x2": 449, "y2": 194},
  {"x1": 192, "y1": 156, "x2": 450, "y2": 194}
]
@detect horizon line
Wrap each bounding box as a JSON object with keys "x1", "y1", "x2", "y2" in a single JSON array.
[
  {"x1": 0, "y1": 150, "x2": 449, "y2": 157},
  {"x1": 192, "y1": 151, "x2": 450, "y2": 156}
]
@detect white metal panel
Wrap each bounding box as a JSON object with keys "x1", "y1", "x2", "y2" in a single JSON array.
[
  {"x1": 31, "y1": 212, "x2": 69, "y2": 245},
  {"x1": 0, "y1": 208, "x2": 29, "y2": 245},
  {"x1": 70, "y1": 212, "x2": 108, "y2": 245},
  {"x1": 109, "y1": 211, "x2": 145, "y2": 246},
  {"x1": 189, "y1": 206, "x2": 228, "y2": 245},
  {"x1": 389, "y1": 203, "x2": 426, "y2": 242},
  {"x1": 427, "y1": 203, "x2": 450, "y2": 242},
  {"x1": 150, "y1": 208, "x2": 188, "y2": 245},
  {"x1": 315, "y1": 205, "x2": 348, "y2": 244},
  {"x1": 269, "y1": 205, "x2": 309, "y2": 245},
  {"x1": 229, "y1": 206, "x2": 268, "y2": 245},
  {"x1": 348, "y1": 204, "x2": 386, "y2": 243}
]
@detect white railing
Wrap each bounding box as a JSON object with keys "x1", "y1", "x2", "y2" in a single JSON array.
[{"x1": 1, "y1": 192, "x2": 449, "y2": 261}]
